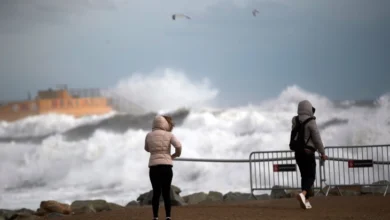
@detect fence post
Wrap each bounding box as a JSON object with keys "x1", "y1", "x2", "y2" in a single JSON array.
[{"x1": 249, "y1": 152, "x2": 256, "y2": 200}]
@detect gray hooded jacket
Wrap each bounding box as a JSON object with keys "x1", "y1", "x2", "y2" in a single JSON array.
[{"x1": 291, "y1": 100, "x2": 325, "y2": 155}]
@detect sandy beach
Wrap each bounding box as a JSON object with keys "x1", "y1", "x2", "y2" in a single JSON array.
[{"x1": 55, "y1": 195, "x2": 390, "y2": 220}]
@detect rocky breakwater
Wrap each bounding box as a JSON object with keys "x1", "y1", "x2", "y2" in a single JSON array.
[
  {"x1": 1, "y1": 180, "x2": 388, "y2": 219},
  {"x1": 134, "y1": 184, "x2": 292, "y2": 206},
  {"x1": 134, "y1": 181, "x2": 389, "y2": 206},
  {"x1": 322, "y1": 180, "x2": 390, "y2": 196},
  {"x1": 0, "y1": 200, "x2": 128, "y2": 220}
]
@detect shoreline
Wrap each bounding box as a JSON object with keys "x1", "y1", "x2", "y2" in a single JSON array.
[
  {"x1": 2, "y1": 196, "x2": 390, "y2": 220},
  {"x1": 1, "y1": 182, "x2": 388, "y2": 219}
]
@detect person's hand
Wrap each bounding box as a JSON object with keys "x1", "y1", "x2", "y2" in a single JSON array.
[
  {"x1": 321, "y1": 154, "x2": 328, "y2": 160},
  {"x1": 171, "y1": 154, "x2": 177, "y2": 160}
]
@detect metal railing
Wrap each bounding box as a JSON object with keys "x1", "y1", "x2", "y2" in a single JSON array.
[
  {"x1": 248, "y1": 150, "x2": 325, "y2": 198},
  {"x1": 175, "y1": 158, "x2": 252, "y2": 163},
  {"x1": 173, "y1": 145, "x2": 390, "y2": 198},
  {"x1": 323, "y1": 145, "x2": 390, "y2": 196}
]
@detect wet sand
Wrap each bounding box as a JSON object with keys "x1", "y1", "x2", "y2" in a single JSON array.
[{"x1": 60, "y1": 195, "x2": 390, "y2": 220}]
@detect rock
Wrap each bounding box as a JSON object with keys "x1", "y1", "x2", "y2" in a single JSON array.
[
  {"x1": 125, "y1": 201, "x2": 139, "y2": 207},
  {"x1": 14, "y1": 209, "x2": 35, "y2": 216},
  {"x1": 312, "y1": 189, "x2": 326, "y2": 197},
  {"x1": 170, "y1": 187, "x2": 187, "y2": 206},
  {"x1": 183, "y1": 192, "x2": 208, "y2": 205},
  {"x1": 321, "y1": 181, "x2": 390, "y2": 196},
  {"x1": 46, "y1": 212, "x2": 66, "y2": 218},
  {"x1": 206, "y1": 191, "x2": 223, "y2": 202},
  {"x1": 136, "y1": 191, "x2": 150, "y2": 206},
  {"x1": 223, "y1": 192, "x2": 253, "y2": 202},
  {"x1": 0, "y1": 209, "x2": 16, "y2": 219},
  {"x1": 171, "y1": 185, "x2": 181, "y2": 194},
  {"x1": 270, "y1": 185, "x2": 289, "y2": 199},
  {"x1": 71, "y1": 200, "x2": 109, "y2": 214},
  {"x1": 342, "y1": 190, "x2": 361, "y2": 196},
  {"x1": 107, "y1": 203, "x2": 124, "y2": 210},
  {"x1": 255, "y1": 194, "x2": 270, "y2": 200},
  {"x1": 9, "y1": 213, "x2": 39, "y2": 220},
  {"x1": 286, "y1": 190, "x2": 300, "y2": 198},
  {"x1": 137, "y1": 185, "x2": 187, "y2": 206},
  {"x1": 40, "y1": 200, "x2": 72, "y2": 215},
  {"x1": 323, "y1": 185, "x2": 362, "y2": 196},
  {"x1": 0, "y1": 209, "x2": 36, "y2": 220},
  {"x1": 35, "y1": 209, "x2": 47, "y2": 216},
  {"x1": 71, "y1": 205, "x2": 96, "y2": 215},
  {"x1": 361, "y1": 180, "x2": 390, "y2": 195},
  {"x1": 196, "y1": 191, "x2": 224, "y2": 205},
  {"x1": 322, "y1": 186, "x2": 340, "y2": 196}
]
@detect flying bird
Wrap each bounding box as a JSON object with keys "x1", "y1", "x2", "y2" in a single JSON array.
[{"x1": 172, "y1": 13, "x2": 191, "y2": 20}]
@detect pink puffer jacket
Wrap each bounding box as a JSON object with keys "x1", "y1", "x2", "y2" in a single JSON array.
[{"x1": 144, "y1": 115, "x2": 182, "y2": 167}]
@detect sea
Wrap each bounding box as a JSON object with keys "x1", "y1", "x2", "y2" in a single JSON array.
[{"x1": 0, "y1": 70, "x2": 389, "y2": 209}]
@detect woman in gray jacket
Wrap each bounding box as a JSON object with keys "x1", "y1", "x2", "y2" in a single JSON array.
[
  {"x1": 291, "y1": 100, "x2": 328, "y2": 210},
  {"x1": 145, "y1": 115, "x2": 182, "y2": 220}
]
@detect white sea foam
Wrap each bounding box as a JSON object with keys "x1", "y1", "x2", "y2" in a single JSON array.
[{"x1": 0, "y1": 68, "x2": 389, "y2": 209}]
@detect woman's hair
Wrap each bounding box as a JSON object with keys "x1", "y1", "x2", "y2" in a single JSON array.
[{"x1": 163, "y1": 115, "x2": 175, "y2": 131}]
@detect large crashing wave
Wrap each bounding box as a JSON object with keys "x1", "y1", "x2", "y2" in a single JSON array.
[{"x1": 0, "y1": 68, "x2": 389, "y2": 209}]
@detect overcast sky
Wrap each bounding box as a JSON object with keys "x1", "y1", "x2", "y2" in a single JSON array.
[{"x1": 0, "y1": 0, "x2": 389, "y2": 106}]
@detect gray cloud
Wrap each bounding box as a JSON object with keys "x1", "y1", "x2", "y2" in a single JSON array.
[
  {"x1": 1, "y1": 0, "x2": 387, "y2": 30},
  {"x1": 0, "y1": 0, "x2": 121, "y2": 32},
  {"x1": 0, "y1": 0, "x2": 388, "y2": 101}
]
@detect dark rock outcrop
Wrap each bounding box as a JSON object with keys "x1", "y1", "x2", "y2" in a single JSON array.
[
  {"x1": 137, "y1": 185, "x2": 186, "y2": 206},
  {"x1": 70, "y1": 200, "x2": 110, "y2": 214}
]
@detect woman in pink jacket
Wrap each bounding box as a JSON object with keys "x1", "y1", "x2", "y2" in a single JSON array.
[{"x1": 144, "y1": 115, "x2": 182, "y2": 220}]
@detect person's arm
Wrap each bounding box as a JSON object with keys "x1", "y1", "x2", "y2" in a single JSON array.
[
  {"x1": 291, "y1": 116, "x2": 297, "y2": 129},
  {"x1": 144, "y1": 135, "x2": 150, "y2": 152},
  {"x1": 307, "y1": 120, "x2": 326, "y2": 157},
  {"x1": 170, "y1": 134, "x2": 182, "y2": 159}
]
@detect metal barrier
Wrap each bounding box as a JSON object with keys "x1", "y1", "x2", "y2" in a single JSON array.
[
  {"x1": 249, "y1": 150, "x2": 325, "y2": 198},
  {"x1": 324, "y1": 145, "x2": 390, "y2": 196},
  {"x1": 175, "y1": 158, "x2": 251, "y2": 163},
  {"x1": 175, "y1": 145, "x2": 390, "y2": 198}
]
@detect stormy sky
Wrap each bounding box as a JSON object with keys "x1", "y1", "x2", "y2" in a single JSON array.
[{"x1": 0, "y1": 0, "x2": 389, "y2": 106}]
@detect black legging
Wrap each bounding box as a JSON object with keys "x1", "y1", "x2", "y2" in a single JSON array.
[
  {"x1": 149, "y1": 165, "x2": 173, "y2": 218},
  {"x1": 295, "y1": 150, "x2": 316, "y2": 199}
]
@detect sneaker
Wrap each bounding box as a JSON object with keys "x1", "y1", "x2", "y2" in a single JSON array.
[
  {"x1": 296, "y1": 193, "x2": 307, "y2": 209},
  {"x1": 305, "y1": 201, "x2": 312, "y2": 209}
]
